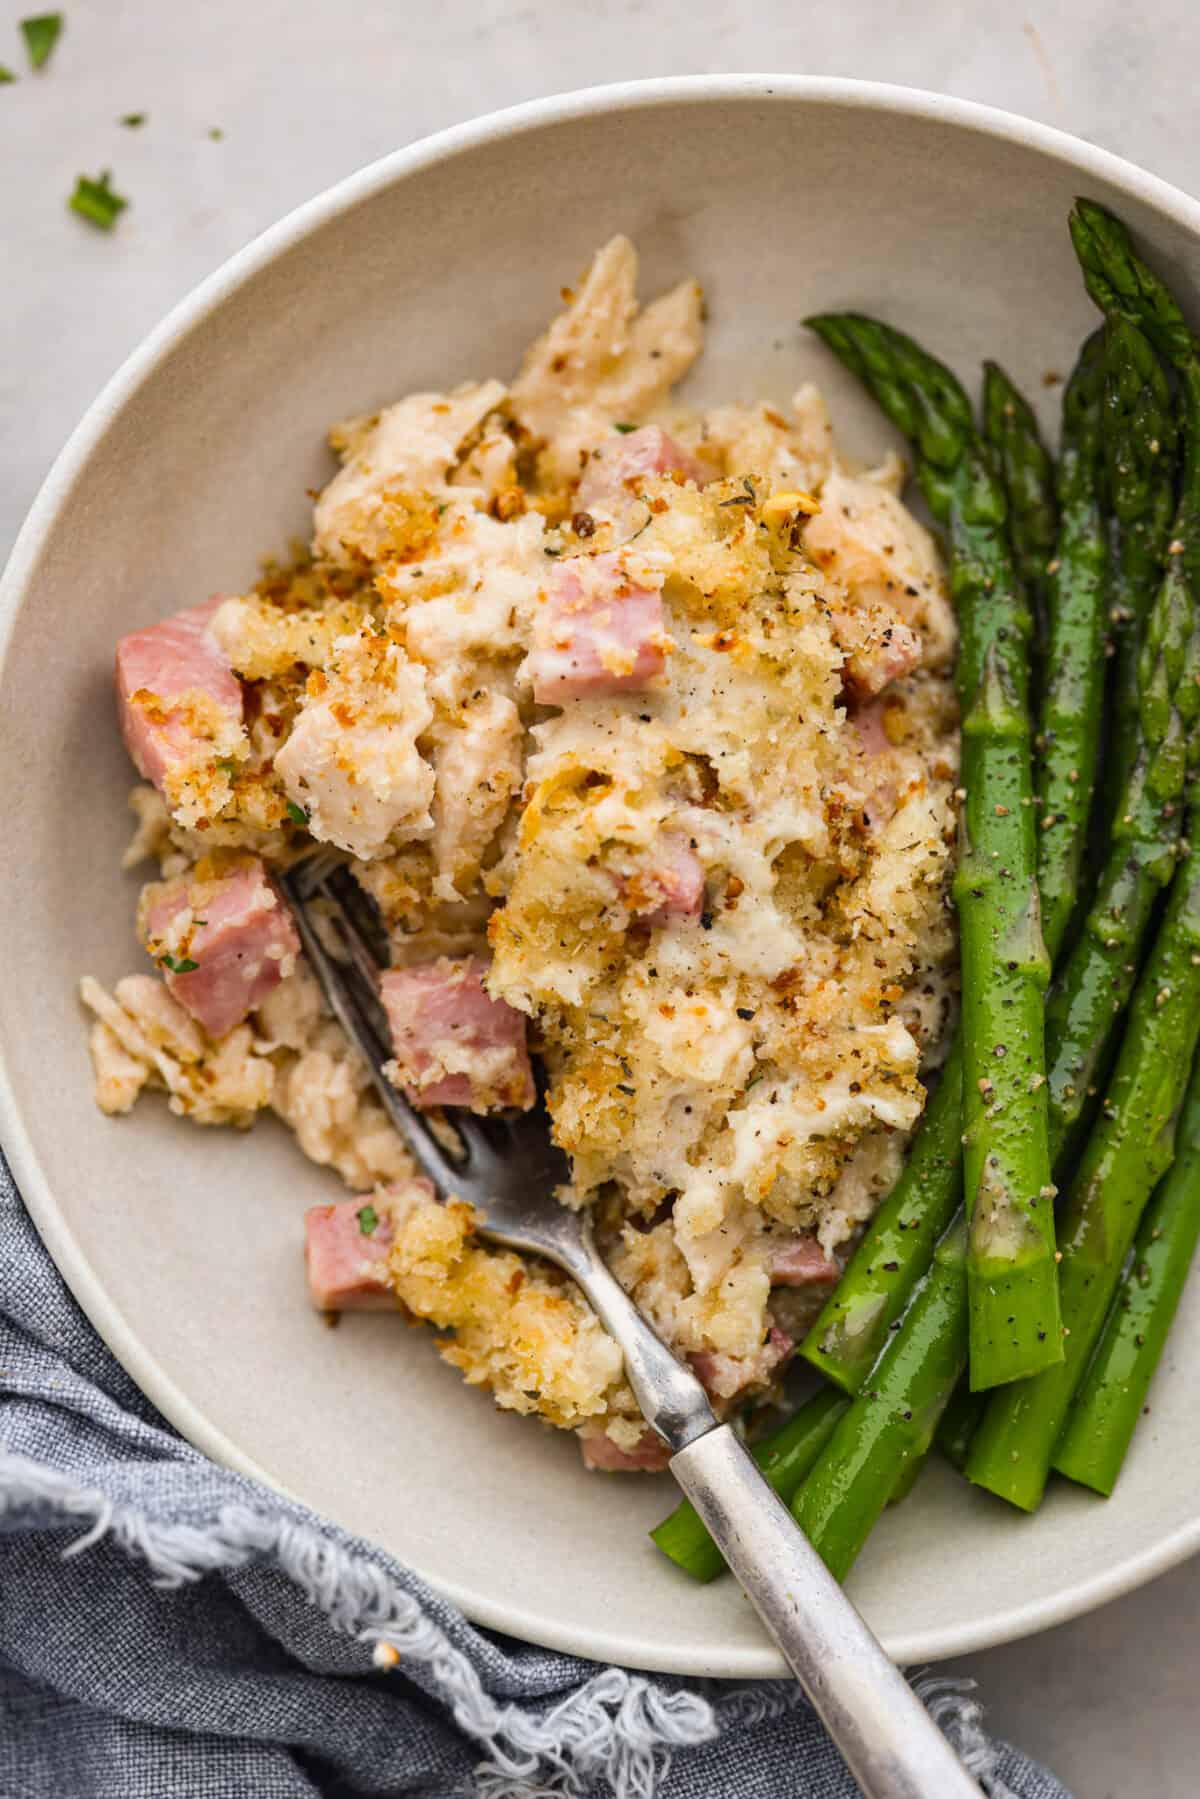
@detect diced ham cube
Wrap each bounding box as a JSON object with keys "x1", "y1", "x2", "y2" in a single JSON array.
[
  {"x1": 576, "y1": 426, "x2": 702, "y2": 517},
  {"x1": 526, "y1": 551, "x2": 668, "y2": 704},
  {"x1": 115, "y1": 597, "x2": 244, "y2": 793},
  {"x1": 380, "y1": 956, "x2": 535, "y2": 1113},
  {"x1": 139, "y1": 856, "x2": 300, "y2": 1039},
  {"x1": 769, "y1": 1235, "x2": 841, "y2": 1287},
  {"x1": 579, "y1": 1426, "x2": 672, "y2": 1473},
  {"x1": 305, "y1": 1195, "x2": 401, "y2": 1311},
  {"x1": 851, "y1": 697, "x2": 890, "y2": 758},
  {"x1": 689, "y1": 1327, "x2": 794, "y2": 1402},
  {"x1": 830, "y1": 607, "x2": 922, "y2": 700},
  {"x1": 851, "y1": 699, "x2": 900, "y2": 828},
  {"x1": 622, "y1": 833, "x2": 704, "y2": 926}
]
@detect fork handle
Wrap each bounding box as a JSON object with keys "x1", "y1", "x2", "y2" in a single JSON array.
[
  {"x1": 670, "y1": 1428, "x2": 980, "y2": 1798},
  {"x1": 567, "y1": 1236, "x2": 978, "y2": 1794}
]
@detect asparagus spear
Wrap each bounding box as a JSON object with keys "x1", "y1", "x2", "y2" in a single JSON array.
[
  {"x1": 935, "y1": 1380, "x2": 986, "y2": 1472},
  {"x1": 1070, "y1": 198, "x2": 1197, "y2": 367},
  {"x1": 650, "y1": 1386, "x2": 848, "y2": 1582},
  {"x1": 967, "y1": 837, "x2": 1200, "y2": 1508},
  {"x1": 1041, "y1": 318, "x2": 1195, "y2": 1168},
  {"x1": 800, "y1": 1040, "x2": 963, "y2": 1393},
  {"x1": 1035, "y1": 333, "x2": 1111, "y2": 960},
  {"x1": 887, "y1": 1444, "x2": 926, "y2": 1505},
  {"x1": 983, "y1": 360, "x2": 1059, "y2": 625},
  {"x1": 808, "y1": 313, "x2": 1059, "y2": 1389},
  {"x1": 1098, "y1": 320, "x2": 1179, "y2": 814},
  {"x1": 1053, "y1": 1043, "x2": 1200, "y2": 1495},
  {"x1": 791, "y1": 1216, "x2": 969, "y2": 1581}
]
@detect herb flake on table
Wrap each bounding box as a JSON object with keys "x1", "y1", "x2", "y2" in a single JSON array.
[
  {"x1": 68, "y1": 170, "x2": 128, "y2": 231},
  {"x1": 0, "y1": 65, "x2": 16, "y2": 83},
  {"x1": 20, "y1": 12, "x2": 62, "y2": 69},
  {"x1": 120, "y1": 111, "x2": 146, "y2": 128}
]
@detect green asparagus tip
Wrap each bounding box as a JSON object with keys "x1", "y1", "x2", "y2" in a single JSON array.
[{"x1": 1070, "y1": 198, "x2": 1195, "y2": 369}]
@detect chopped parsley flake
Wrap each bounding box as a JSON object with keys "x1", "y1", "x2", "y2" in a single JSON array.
[
  {"x1": 120, "y1": 111, "x2": 147, "y2": 128},
  {"x1": 68, "y1": 170, "x2": 128, "y2": 231},
  {"x1": 286, "y1": 800, "x2": 309, "y2": 827},
  {"x1": 208, "y1": 125, "x2": 223, "y2": 141},
  {"x1": 0, "y1": 65, "x2": 16, "y2": 84},
  {"x1": 357, "y1": 1204, "x2": 380, "y2": 1237},
  {"x1": 160, "y1": 954, "x2": 198, "y2": 975},
  {"x1": 613, "y1": 421, "x2": 637, "y2": 434},
  {"x1": 21, "y1": 12, "x2": 62, "y2": 69}
]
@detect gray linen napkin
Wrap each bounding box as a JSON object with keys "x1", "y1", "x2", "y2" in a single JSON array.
[{"x1": 0, "y1": 1155, "x2": 1069, "y2": 1797}]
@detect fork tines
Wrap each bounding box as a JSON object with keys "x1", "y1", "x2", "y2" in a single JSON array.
[{"x1": 278, "y1": 853, "x2": 469, "y2": 1191}]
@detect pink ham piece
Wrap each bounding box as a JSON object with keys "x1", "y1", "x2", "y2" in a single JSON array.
[
  {"x1": 851, "y1": 697, "x2": 890, "y2": 759},
  {"x1": 689, "y1": 1327, "x2": 794, "y2": 1402},
  {"x1": 623, "y1": 833, "x2": 704, "y2": 926},
  {"x1": 579, "y1": 1426, "x2": 671, "y2": 1473},
  {"x1": 115, "y1": 597, "x2": 243, "y2": 791},
  {"x1": 380, "y1": 956, "x2": 536, "y2": 1113},
  {"x1": 305, "y1": 1195, "x2": 399, "y2": 1312},
  {"x1": 575, "y1": 425, "x2": 702, "y2": 517},
  {"x1": 140, "y1": 857, "x2": 300, "y2": 1039},
  {"x1": 850, "y1": 699, "x2": 900, "y2": 829},
  {"x1": 527, "y1": 551, "x2": 668, "y2": 704},
  {"x1": 769, "y1": 1235, "x2": 841, "y2": 1287},
  {"x1": 831, "y1": 608, "x2": 921, "y2": 701}
]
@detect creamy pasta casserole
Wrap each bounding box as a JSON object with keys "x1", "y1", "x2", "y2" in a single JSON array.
[{"x1": 82, "y1": 237, "x2": 958, "y2": 1470}]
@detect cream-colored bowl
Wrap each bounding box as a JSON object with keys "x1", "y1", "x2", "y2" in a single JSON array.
[{"x1": 4, "y1": 77, "x2": 1200, "y2": 1678}]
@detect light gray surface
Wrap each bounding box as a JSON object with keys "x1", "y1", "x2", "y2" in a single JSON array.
[{"x1": 3, "y1": 4, "x2": 1198, "y2": 1793}]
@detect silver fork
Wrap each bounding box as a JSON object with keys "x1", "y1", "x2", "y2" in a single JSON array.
[{"x1": 280, "y1": 853, "x2": 978, "y2": 1799}]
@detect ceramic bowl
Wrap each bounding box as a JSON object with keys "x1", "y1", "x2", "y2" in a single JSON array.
[{"x1": 4, "y1": 77, "x2": 1200, "y2": 1677}]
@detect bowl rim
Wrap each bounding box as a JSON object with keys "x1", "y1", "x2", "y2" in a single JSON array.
[{"x1": 4, "y1": 73, "x2": 1200, "y2": 1677}]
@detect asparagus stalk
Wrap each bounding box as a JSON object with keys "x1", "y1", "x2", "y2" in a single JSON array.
[
  {"x1": 1035, "y1": 333, "x2": 1111, "y2": 960},
  {"x1": 1041, "y1": 331, "x2": 1195, "y2": 1168},
  {"x1": 801, "y1": 1041, "x2": 963, "y2": 1393},
  {"x1": 983, "y1": 360, "x2": 1059, "y2": 625},
  {"x1": 967, "y1": 837, "x2": 1200, "y2": 1508},
  {"x1": 808, "y1": 313, "x2": 1059, "y2": 1390},
  {"x1": 1070, "y1": 203, "x2": 1184, "y2": 818},
  {"x1": 934, "y1": 1380, "x2": 986, "y2": 1472},
  {"x1": 650, "y1": 1387, "x2": 848, "y2": 1582},
  {"x1": 791, "y1": 1217, "x2": 969, "y2": 1581},
  {"x1": 1098, "y1": 321, "x2": 1179, "y2": 813},
  {"x1": 926, "y1": 361, "x2": 1108, "y2": 1438},
  {"x1": 1070, "y1": 198, "x2": 1197, "y2": 367},
  {"x1": 1053, "y1": 1043, "x2": 1200, "y2": 1495},
  {"x1": 887, "y1": 1445, "x2": 925, "y2": 1505}
]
